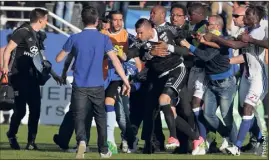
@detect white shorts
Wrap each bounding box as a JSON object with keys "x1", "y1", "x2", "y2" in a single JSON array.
[
  {"x1": 187, "y1": 66, "x2": 208, "y2": 99},
  {"x1": 239, "y1": 73, "x2": 268, "y2": 107}
]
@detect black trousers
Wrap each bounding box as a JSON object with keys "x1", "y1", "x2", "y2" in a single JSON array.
[
  {"x1": 141, "y1": 77, "x2": 165, "y2": 148},
  {"x1": 56, "y1": 106, "x2": 93, "y2": 149},
  {"x1": 70, "y1": 86, "x2": 107, "y2": 154},
  {"x1": 8, "y1": 75, "x2": 41, "y2": 142},
  {"x1": 128, "y1": 82, "x2": 147, "y2": 139}
]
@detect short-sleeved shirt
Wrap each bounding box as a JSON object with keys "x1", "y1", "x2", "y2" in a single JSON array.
[
  {"x1": 243, "y1": 26, "x2": 267, "y2": 78},
  {"x1": 63, "y1": 28, "x2": 114, "y2": 87},
  {"x1": 10, "y1": 26, "x2": 39, "y2": 76},
  {"x1": 260, "y1": 19, "x2": 268, "y2": 39}
]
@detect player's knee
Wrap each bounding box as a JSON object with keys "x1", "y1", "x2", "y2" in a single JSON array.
[
  {"x1": 159, "y1": 94, "x2": 171, "y2": 105},
  {"x1": 243, "y1": 103, "x2": 254, "y2": 116},
  {"x1": 105, "y1": 97, "x2": 115, "y2": 105},
  {"x1": 161, "y1": 87, "x2": 178, "y2": 104}
]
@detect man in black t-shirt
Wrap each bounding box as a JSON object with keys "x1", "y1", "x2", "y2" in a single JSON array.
[{"x1": 1, "y1": 8, "x2": 61, "y2": 150}]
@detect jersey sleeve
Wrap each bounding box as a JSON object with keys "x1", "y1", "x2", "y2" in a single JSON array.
[
  {"x1": 10, "y1": 28, "x2": 28, "y2": 45},
  {"x1": 63, "y1": 36, "x2": 74, "y2": 53},
  {"x1": 250, "y1": 27, "x2": 265, "y2": 40},
  {"x1": 104, "y1": 35, "x2": 114, "y2": 54}
]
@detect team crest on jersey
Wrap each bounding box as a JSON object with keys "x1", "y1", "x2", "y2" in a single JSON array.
[{"x1": 23, "y1": 46, "x2": 39, "y2": 57}]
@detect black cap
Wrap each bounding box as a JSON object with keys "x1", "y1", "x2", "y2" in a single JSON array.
[{"x1": 100, "y1": 11, "x2": 110, "y2": 23}]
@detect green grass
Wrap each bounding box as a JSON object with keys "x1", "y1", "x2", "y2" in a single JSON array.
[{"x1": 0, "y1": 125, "x2": 268, "y2": 160}]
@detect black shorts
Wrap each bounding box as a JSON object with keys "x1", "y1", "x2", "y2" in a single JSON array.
[
  {"x1": 159, "y1": 65, "x2": 187, "y2": 105},
  {"x1": 105, "y1": 80, "x2": 123, "y2": 99}
]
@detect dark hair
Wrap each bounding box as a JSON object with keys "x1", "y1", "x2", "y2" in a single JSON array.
[
  {"x1": 170, "y1": 3, "x2": 187, "y2": 15},
  {"x1": 81, "y1": 6, "x2": 99, "y2": 26},
  {"x1": 108, "y1": 10, "x2": 123, "y2": 20},
  {"x1": 188, "y1": 3, "x2": 206, "y2": 16},
  {"x1": 100, "y1": 11, "x2": 110, "y2": 23},
  {"x1": 29, "y1": 8, "x2": 48, "y2": 23},
  {"x1": 100, "y1": 16, "x2": 109, "y2": 23},
  {"x1": 97, "y1": 20, "x2": 103, "y2": 31},
  {"x1": 246, "y1": 5, "x2": 267, "y2": 22},
  {"x1": 135, "y1": 18, "x2": 153, "y2": 29}
]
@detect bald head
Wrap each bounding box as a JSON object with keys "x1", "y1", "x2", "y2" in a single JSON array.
[
  {"x1": 150, "y1": 5, "x2": 167, "y2": 26},
  {"x1": 153, "y1": 5, "x2": 166, "y2": 15}
]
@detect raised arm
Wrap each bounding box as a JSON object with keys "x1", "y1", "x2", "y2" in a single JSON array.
[
  {"x1": 229, "y1": 54, "x2": 245, "y2": 64},
  {"x1": 180, "y1": 39, "x2": 220, "y2": 62},
  {"x1": 204, "y1": 33, "x2": 249, "y2": 49}
]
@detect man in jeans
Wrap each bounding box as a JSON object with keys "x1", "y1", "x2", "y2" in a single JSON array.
[
  {"x1": 56, "y1": 6, "x2": 131, "y2": 159},
  {"x1": 181, "y1": 15, "x2": 238, "y2": 151}
]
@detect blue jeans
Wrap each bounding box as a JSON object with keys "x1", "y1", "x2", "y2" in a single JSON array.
[
  {"x1": 55, "y1": 2, "x2": 74, "y2": 28},
  {"x1": 203, "y1": 76, "x2": 238, "y2": 143},
  {"x1": 115, "y1": 94, "x2": 130, "y2": 140}
]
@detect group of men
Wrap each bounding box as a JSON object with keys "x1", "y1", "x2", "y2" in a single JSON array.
[
  {"x1": 2, "y1": 2, "x2": 268, "y2": 159},
  {"x1": 54, "y1": 3, "x2": 269, "y2": 158}
]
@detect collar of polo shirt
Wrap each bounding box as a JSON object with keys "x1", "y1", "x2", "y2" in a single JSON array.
[{"x1": 84, "y1": 27, "x2": 97, "y2": 30}]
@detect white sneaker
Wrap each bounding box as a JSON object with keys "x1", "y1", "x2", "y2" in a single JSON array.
[
  {"x1": 121, "y1": 140, "x2": 128, "y2": 153},
  {"x1": 219, "y1": 138, "x2": 229, "y2": 153},
  {"x1": 192, "y1": 143, "x2": 206, "y2": 155},
  {"x1": 192, "y1": 136, "x2": 206, "y2": 155},
  {"x1": 127, "y1": 138, "x2": 139, "y2": 154},
  {"x1": 66, "y1": 146, "x2": 90, "y2": 153},
  {"x1": 226, "y1": 145, "x2": 240, "y2": 156},
  {"x1": 75, "y1": 141, "x2": 86, "y2": 159},
  {"x1": 100, "y1": 150, "x2": 112, "y2": 158},
  {"x1": 165, "y1": 137, "x2": 180, "y2": 150}
]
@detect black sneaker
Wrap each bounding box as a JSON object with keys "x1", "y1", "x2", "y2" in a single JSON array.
[
  {"x1": 241, "y1": 138, "x2": 257, "y2": 153},
  {"x1": 142, "y1": 142, "x2": 155, "y2": 154},
  {"x1": 208, "y1": 140, "x2": 220, "y2": 153},
  {"x1": 25, "y1": 142, "x2": 39, "y2": 150},
  {"x1": 53, "y1": 134, "x2": 69, "y2": 150},
  {"x1": 6, "y1": 132, "x2": 20, "y2": 150}
]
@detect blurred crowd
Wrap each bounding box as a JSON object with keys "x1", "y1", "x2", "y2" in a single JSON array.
[{"x1": 1, "y1": 1, "x2": 268, "y2": 33}]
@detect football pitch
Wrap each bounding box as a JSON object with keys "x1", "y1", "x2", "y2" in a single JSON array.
[{"x1": 0, "y1": 125, "x2": 268, "y2": 160}]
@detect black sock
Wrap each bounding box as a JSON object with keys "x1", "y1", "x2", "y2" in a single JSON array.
[
  {"x1": 161, "y1": 104, "x2": 177, "y2": 138},
  {"x1": 175, "y1": 116, "x2": 199, "y2": 140}
]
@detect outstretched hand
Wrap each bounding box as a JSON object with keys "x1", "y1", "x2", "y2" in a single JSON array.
[
  {"x1": 61, "y1": 73, "x2": 67, "y2": 85},
  {"x1": 121, "y1": 81, "x2": 131, "y2": 97},
  {"x1": 203, "y1": 33, "x2": 214, "y2": 42},
  {"x1": 151, "y1": 41, "x2": 169, "y2": 57}
]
